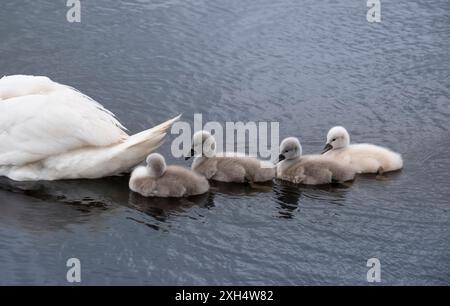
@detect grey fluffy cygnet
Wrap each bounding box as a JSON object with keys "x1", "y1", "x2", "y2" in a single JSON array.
[
  {"x1": 186, "y1": 131, "x2": 275, "y2": 183},
  {"x1": 129, "y1": 153, "x2": 209, "y2": 197},
  {"x1": 277, "y1": 137, "x2": 356, "y2": 185},
  {"x1": 322, "y1": 126, "x2": 403, "y2": 174}
]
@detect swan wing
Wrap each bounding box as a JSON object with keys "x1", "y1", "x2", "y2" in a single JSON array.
[{"x1": 0, "y1": 75, "x2": 128, "y2": 166}]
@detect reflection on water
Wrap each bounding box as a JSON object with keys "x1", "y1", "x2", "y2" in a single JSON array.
[
  {"x1": 273, "y1": 180, "x2": 353, "y2": 219},
  {"x1": 0, "y1": 176, "x2": 217, "y2": 230},
  {"x1": 0, "y1": 176, "x2": 129, "y2": 209},
  {"x1": 127, "y1": 191, "x2": 215, "y2": 228},
  {"x1": 210, "y1": 180, "x2": 274, "y2": 196},
  {"x1": 0, "y1": 0, "x2": 449, "y2": 285},
  {"x1": 273, "y1": 181, "x2": 302, "y2": 218}
]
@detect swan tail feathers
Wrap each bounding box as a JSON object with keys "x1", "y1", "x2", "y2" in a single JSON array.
[
  {"x1": 124, "y1": 114, "x2": 181, "y2": 150},
  {"x1": 104, "y1": 115, "x2": 181, "y2": 175}
]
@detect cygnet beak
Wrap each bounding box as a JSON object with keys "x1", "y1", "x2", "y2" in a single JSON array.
[
  {"x1": 185, "y1": 148, "x2": 195, "y2": 160},
  {"x1": 322, "y1": 143, "x2": 333, "y2": 154},
  {"x1": 277, "y1": 154, "x2": 286, "y2": 163}
]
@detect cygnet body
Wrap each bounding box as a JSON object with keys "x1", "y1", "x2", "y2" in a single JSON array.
[
  {"x1": 186, "y1": 131, "x2": 275, "y2": 183},
  {"x1": 129, "y1": 153, "x2": 209, "y2": 197},
  {"x1": 277, "y1": 137, "x2": 355, "y2": 185},
  {"x1": 322, "y1": 126, "x2": 403, "y2": 174}
]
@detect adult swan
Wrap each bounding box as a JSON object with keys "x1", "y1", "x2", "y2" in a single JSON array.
[{"x1": 0, "y1": 75, "x2": 180, "y2": 181}]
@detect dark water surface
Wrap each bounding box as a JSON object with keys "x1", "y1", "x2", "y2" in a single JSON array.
[{"x1": 1, "y1": 0, "x2": 449, "y2": 285}]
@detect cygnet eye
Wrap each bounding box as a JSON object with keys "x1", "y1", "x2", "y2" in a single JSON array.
[{"x1": 332, "y1": 138, "x2": 337, "y2": 141}]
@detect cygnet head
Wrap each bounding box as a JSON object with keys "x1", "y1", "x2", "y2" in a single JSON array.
[
  {"x1": 146, "y1": 153, "x2": 167, "y2": 177},
  {"x1": 322, "y1": 126, "x2": 350, "y2": 153},
  {"x1": 278, "y1": 137, "x2": 302, "y2": 162},
  {"x1": 185, "y1": 130, "x2": 216, "y2": 160}
]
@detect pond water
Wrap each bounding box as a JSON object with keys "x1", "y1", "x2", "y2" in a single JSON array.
[{"x1": 0, "y1": 0, "x2": 449, "y2": 285}]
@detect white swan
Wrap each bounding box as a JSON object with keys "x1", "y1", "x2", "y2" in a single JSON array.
[
  {"x1": 0, "y1": 75, "x2": 180, "y2": 181},
  {"x1": 186, "y1": 131, "x2": 275, "y2": 183},
  {"x1": 129, "y1": 153, "x2": 209, "y2": 197},
  {"x1": 322, "y1": 126, "x2": 403, "y2": 174},
  {"x1": 277, "y1": 137, "x2": 356, "y2": 184}
]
